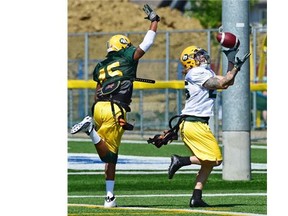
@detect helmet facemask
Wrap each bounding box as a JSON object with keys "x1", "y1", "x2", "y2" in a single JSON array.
[{"x1": 194, "y1": 49, "x2": 211, "y2": 66}]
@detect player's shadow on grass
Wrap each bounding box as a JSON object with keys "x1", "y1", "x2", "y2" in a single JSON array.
[
  {"x1": 120, "y1": 203, "x2": 245, "y2": 208},
  {"x1": 209, "y1": 203, "x2": 245, "y2": 208},
  {"x1": 119, "y1": 204, "x2": 175, "y2": 208}
]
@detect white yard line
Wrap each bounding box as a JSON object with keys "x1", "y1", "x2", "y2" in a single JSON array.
[
  {"x1": 68, "y1": 192, "x2": 267, "y2": 198},
  {"x1": 68, "y1": 153, "x2": 267, "y2": 171},
  {"x1": 68, "y1": 202, "x2": 266, "y2": 216}
]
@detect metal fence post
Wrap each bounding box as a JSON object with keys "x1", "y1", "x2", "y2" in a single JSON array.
[
  {"x1": 252, "y1": 27, "x2": 257, "y2": 129},
  {"x1": 84, "y1": 33, "x2": 89, "y2": 116},
  {"x1": 165, "y1": 31, "x2": 170, "y2": 127}
]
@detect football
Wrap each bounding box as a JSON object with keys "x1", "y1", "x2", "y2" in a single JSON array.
[{"x1": 216, "y1": 32, "x2": 240, "y2": 49}]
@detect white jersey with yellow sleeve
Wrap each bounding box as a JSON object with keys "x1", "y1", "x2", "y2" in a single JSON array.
[{"x1": 181, "y1": 65, "x2": 217, "y2": 117}]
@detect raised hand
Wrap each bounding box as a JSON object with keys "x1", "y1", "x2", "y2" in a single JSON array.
[
  {"x1": 222, "y1": 48, "x2": 239, "y2": 64},
  {"x1": 143, "y1": 4, "x2": 160, "y2": 22},
  {"x1": 234, "y1": 52, "x2": 251, "y2": 71}
]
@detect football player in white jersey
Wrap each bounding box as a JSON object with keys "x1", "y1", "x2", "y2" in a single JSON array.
[{"x1": 168, "y1": 45, "x2": 250, "y2": 207}]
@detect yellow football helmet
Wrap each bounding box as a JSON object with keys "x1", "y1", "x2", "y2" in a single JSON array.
[
  {"x1": 180, "y1": 46, "x2": 210, "y2": 69},
  {"x1": 106, "y1": 34, "x2": 132, "y2": 52}
]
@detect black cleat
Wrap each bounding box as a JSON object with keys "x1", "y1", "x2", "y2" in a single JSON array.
[
  {"x1": 190, "y1": 198, "x2": 210, "y2": 208},
  {"x1": 168, "y1": 154, "x2": 182, "y2": 179}
]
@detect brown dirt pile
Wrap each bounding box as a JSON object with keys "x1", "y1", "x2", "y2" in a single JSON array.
[
  {"x1": 68, "y1": 0, "x2": 202, "y2": 33},
  {"x1": 68, "y1": 0, "x2": 209, "y2": 61},
  {"x1": 68, "y1": 0, "x2": 266, "y2": 80}
]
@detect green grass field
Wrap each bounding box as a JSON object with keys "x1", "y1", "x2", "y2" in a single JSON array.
[{"x1": 68, "y1": 140, "x2": 267, "y2": 216}]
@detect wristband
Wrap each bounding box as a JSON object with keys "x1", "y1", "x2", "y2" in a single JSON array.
[{"x1": 139, "y1": 30, "x2": 156, "y2": 52}]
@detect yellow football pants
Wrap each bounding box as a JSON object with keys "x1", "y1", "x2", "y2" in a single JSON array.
[
  {"x1": 180, "y1": 121, "x2": 222, "y2": 162},
  {"x1": 93, "y1": 101, "x2": 125, "y2": 154}
]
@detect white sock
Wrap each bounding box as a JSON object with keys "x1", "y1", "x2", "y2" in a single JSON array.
[
  {"x1": 89, "y1": 130, "x2": 101, "y2": 144},
  {"x1": 106, "y1": 180, "x2": 115, "y2": 198}
]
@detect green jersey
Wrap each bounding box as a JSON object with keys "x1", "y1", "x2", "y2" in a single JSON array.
[
  {"x1": 92, "y1": 46, "x2": 139, "y2": 111},
  {"x1": 93, "y1": 46, "x2": 138, "y2": 85}
]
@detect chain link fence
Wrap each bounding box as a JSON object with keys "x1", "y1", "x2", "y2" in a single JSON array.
[{"x1": 68, "y1": 27, "x2": 267, "y2": 141}]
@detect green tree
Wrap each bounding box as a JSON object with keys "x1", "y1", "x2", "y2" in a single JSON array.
[{"x1": 187, "y1": 0, "x2": 258, "y2": 29}]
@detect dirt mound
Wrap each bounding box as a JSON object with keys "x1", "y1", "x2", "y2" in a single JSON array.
[
  {"x1": 68, "y1": 0, "x2": 266, "y2": 80},
  {"x1": 68, "y1": 0, "x2": 211, "y2": 63},
  {"x1": 68, "y1": 0, "x2": 202, "y2": 33}
]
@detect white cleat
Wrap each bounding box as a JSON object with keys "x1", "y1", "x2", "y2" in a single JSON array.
[
  {"x1": 104, "y1": 196, "x2": 117, "y2": 208},
  {"x1": 71, "y1": 116, "x2": 94, "y2": 135}
]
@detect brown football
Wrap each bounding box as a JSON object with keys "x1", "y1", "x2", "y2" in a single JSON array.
[{"x1": 216, "y1": 32, "x2": 240, "y2": 49}]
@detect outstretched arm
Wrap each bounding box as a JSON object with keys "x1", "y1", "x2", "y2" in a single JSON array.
[
  {"x1": 134, "y1": 4, "x2": 160, "y2": 60},
  {"x1": 203, "y1": 62, "x2": 239, "y2": 90},
  {"x1": 204, "y1": 49, "x2": 251, "y2": 90}
]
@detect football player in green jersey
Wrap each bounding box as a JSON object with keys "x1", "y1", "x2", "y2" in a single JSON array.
[{"x1": 71, "y1": 4, "x2": 160, "y2": 207}]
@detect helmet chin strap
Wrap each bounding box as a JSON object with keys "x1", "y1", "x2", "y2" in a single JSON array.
[{"x1": 197, "y1": 56, "x2": 210, "y2": 66}]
